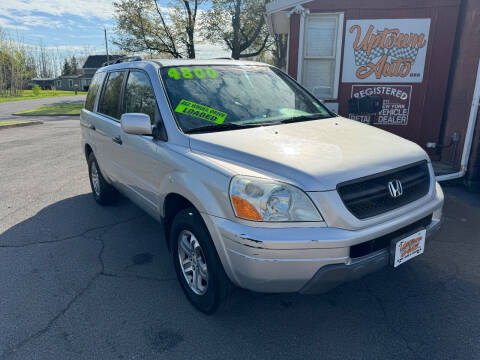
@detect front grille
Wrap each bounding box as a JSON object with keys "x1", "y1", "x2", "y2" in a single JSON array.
[
  {"x1": 350, "y1": 214, "x2": 432, "y2": 259},
  {"x1": 337, "y1": 161, "x2": 430, "y2": 219}
]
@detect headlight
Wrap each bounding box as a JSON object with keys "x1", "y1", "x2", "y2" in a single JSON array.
[{"x1": 229, "y1": 175, "x2": 323, "y2": 222}]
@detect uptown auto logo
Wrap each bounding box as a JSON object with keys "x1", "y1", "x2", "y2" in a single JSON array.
[
  {"x1": 342, "y1": 19, "x2": 431, "y2": 83},
  {"x1": 349, "y1": 24, "x2": 427, "y2": 80}
]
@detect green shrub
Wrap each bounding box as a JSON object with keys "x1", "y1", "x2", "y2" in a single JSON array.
[{"x1": 32, "y1": 85, "x2": 41, "y2": 96}]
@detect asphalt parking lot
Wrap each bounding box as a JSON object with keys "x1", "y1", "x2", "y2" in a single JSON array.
[{"x1": 1, "y1": 116, "x2": 480, "y2": 359}]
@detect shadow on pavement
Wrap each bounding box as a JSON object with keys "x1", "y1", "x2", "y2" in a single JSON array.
[{"x1": 1, "y1": 190, "x2": 479, "y2": 359}]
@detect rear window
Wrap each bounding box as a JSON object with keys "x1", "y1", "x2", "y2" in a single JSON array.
[
  {"x1": 84, "y1": 72, "x2": 105, "y2": 111},
  {"x1": 98, "y1": 71, "x2": 125, "y2": 119}
]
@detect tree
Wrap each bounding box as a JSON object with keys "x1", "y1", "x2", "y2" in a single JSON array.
[
  {"x1": 61, "y1": 58, "x2": 72, "y2": 76},
  {"x1": 201, "y1": 0, "x2": 270, "y2": 59},
  {"x1": 70, "y1": 56, "x2": 79, "y2": 75},
  {"x1": 32, "y1": 42, "x2": 61, "y2": 78},
  {"x1": 0, "y1": 27, "x2": 36, "y2": 96},
  {"x1": 271, "y1": 34, "x2": 288, "y2": 70},
  {"x1": 113, "y1": 0, "x2": 200, "y2": 58}
]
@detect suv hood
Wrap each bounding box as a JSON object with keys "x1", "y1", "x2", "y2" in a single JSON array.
[{"x1": 189, "y1": 117, "x2": 428, "y2": 191}]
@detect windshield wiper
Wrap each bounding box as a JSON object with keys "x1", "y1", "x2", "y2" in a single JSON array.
[
  {"x1": 185, "y1": 113, "x2": 333, "y2": 134},
  {"x1": 185, "y1": 122, "x2": 257, "y2": 134},
  {"x1": 279, "y1": 113, "x2": 332, "y2": 124}
]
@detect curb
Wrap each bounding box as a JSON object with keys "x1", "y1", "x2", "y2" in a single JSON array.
[{"x1": 0, "y1": 121, "x2": 43, "y2": 130}]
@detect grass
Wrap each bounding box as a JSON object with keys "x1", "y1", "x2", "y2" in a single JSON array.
[
  {"x1": 14, "y1": 103, "x2": 84, "y2": 116},
  {"x1": 0, "y1": 120, "x2": 30, "y2": 126},
  {"x1": 0, "y1": 90, "x2": 87, "y2": 103}
]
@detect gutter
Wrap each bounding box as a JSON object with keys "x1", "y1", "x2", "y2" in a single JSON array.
[
  {"x1": 437, "y1": 60, "x2": 480, "y2": 182},
  {"x1": 265, "y1": 0, "x2": 313, "y2": 36},
  {"x1": 265, "y1": 0, "x2": 312, "y2": 14}
]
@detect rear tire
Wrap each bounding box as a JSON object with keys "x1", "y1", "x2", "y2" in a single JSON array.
[
  {"x1": 87, "y1": 152, "x2": 118, "y2": 205},
  {"x1": 171, "y1": 207, "x2": 231, "y2": 314}
]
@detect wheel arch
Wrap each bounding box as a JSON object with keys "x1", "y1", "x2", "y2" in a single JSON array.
[
  {"x1": 84, "y1": 143, "x2": 93, "y2": 161},
  {"x1": 163, "y1": 193, "x2": 198, "y2": 251}
]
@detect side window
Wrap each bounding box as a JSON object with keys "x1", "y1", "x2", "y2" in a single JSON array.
[
  {"x1": 84, "y1": 72, "x2": 105, "y2": 111},
  {"x1": 98, "y1": 71, "x2": 125, "y2": 119},
  {"x1": 123, "y1": 71, "x2": 157, "y2": 124}
]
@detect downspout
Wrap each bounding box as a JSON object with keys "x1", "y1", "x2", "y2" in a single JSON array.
[{"x1": 437, "y1": 60, "x2": 480, "y2": 182}]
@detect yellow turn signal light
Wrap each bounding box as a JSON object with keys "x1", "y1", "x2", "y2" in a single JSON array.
[{"x1": 231, "y1": 195, "x2": 263, "y2": 221}]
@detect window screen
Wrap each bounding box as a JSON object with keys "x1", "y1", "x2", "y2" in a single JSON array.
[
  {"x1": 98, "y1": 71, "x2": 125, "y2": 119},
  {"x1": 302, "y1": 15, "x2": 341, "y2": 99},
  {"x1": 84, "y1": 72, "x2": 105, "y2": 111},
  {"x1": 305, "y1": 17, "x2": 336, "y2": 57}
]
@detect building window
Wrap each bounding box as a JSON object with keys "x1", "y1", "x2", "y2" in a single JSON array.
[
  {"x1": 301, "y1": 13, "x2": 344, "y2": 99},
  {"x1": 57, "y1": 80, "x2": 61, "y2": 88},
  {"x1": 68, "y1": 79, "x2": 73, "y2": 88}
]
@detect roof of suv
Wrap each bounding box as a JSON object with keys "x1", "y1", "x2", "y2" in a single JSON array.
[
  {"x1": 152, "y1": 59, "x2": 267, "y2": 67},
  {"x1": 98, "y1": 58, "x2": 270, "y2": 72}
]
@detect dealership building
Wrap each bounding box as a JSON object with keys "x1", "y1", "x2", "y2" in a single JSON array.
[{"x1": 266, "y1": 0, "x2": 480, "y2": 187}]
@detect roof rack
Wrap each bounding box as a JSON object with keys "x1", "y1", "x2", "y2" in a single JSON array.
[{"x1": 102, "y1": 56, "x2": 143, "y2": 67}]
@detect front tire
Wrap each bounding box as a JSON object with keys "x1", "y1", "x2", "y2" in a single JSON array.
[
  {"x1": 171, "y1": 208, "x2": 231, "y2": 314},
  {"x1": 87, "y1": 152, "x2": 118, "y2": 205}
]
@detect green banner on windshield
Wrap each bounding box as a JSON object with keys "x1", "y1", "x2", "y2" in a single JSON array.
[{"x1": 174, "y1": 99, "x2": 227, "y2": 124}]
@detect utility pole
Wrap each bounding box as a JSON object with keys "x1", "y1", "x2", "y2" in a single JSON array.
[{"x1": 104, "y1": 27, "x2": 109, "y2": 63}]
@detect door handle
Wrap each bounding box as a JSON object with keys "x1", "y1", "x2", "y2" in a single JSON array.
[
  {"x1": 112, "y1": 136, "x2": 122, "y2": 145},
  {"x1": 80, "y1": 122, "x2": 95, "y2": 131}
]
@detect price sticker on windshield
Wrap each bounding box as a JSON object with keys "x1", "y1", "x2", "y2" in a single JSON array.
[
  {"x1": 168, "y1": 67, "x2": 218, "y2": 80},
  {"x1": 175, "y1": 99, "x2": 227, "y2": 124}
]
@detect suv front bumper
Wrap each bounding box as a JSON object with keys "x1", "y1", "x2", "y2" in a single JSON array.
[{"x1": 203, "y1": 183, "x2": 444, "y2": 293}]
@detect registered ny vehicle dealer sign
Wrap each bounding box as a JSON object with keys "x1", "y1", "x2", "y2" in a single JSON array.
[{"x1": 393, "y1": 229, "x2": 426, "y2": 267}]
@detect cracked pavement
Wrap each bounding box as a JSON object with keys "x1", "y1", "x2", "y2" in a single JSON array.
[{"x1": 1, "y1": 117, "x2": 480, "y2": 359}]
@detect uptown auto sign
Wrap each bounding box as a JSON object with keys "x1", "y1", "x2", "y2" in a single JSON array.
[{"x1": 342, "y1": 19, "x2": 431, "y2": 83}]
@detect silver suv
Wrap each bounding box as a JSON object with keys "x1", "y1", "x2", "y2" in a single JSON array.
[{"x1": 81, "y1": 58, "x2": 444, "y2": 313}]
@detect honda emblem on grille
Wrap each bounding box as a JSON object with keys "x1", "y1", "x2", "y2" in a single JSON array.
[{"x1": 388, "y1": 179, "x2": 403, "y2": 198}]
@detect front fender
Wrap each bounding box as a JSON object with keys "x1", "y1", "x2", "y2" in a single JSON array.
[{"x1": 158, "y1": 169, "x2": 233, "y2": 219}]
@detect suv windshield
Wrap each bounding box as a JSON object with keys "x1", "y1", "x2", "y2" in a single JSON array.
[{"x1": 160, "y1": 65, "x2": 333, "y2": 133}]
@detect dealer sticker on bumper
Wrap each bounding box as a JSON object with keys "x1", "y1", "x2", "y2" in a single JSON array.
[{"x1": 393, "y1": 229, "x2": 426, "y2": 268}]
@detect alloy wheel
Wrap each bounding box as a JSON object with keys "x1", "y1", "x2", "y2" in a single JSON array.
[
  {"x1": 177, "y1": 230, "x2": 209, "y2": 295},
  {"x1": 90, "y1": 161, "x2": 101, "y2": 196}
]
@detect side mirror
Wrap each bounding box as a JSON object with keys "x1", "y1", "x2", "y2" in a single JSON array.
[{"x1": 120, "y1": 113, "x2": 152, "y2": 135}]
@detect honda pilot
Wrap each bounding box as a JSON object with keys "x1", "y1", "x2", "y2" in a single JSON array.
[{"x1": 80, "y1": 58, "x2": 443, "y2": 313}]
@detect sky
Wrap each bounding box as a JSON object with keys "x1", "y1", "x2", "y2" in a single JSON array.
[{"x1": 0, "y1": 0, "x2": 229, "y2": 59}]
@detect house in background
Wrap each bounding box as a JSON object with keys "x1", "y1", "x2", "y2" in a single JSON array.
[
  {"x1": 28, "y1": 78, "x2": 55, "y2": 90},
  {"x1": 266, "y1": 0, "x2": 480, "y2": 187},
  {"x1": 55, "y1": 75, "x2": 82, "y2": 91},
  {"x1": 55, "y1": 55, "x2": 124, "y2": 91}
]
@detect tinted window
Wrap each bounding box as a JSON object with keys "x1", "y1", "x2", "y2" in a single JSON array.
[
  {"x1": 84, "y1": 72, "x2": 105, "y2": 111},
  {"x1": 98, "y1": 71, "x2": 125, "y2": 119},
  {"x1": 123, "y1": 71, "x2": 157, "y2": 124}
]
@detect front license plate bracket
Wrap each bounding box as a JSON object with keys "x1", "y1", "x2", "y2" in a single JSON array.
[{"x1": 390, "y1": 229, "x2": 426, "y2": 268}]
